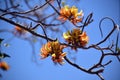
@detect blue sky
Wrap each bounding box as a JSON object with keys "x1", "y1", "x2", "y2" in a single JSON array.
[{"x1": 0, "y1": 0, "x2": 120, "y2": 80}]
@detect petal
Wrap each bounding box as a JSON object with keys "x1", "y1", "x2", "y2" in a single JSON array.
[
  {"x1": 77, "y1": 10, "x2": 83, "y2": 16},
  {"x1": 52, "y1": 53, "x2": 56, "y2": 58},
  {"x1": 61, "y1": 52, "x2": 66, "y2": 57},
  {"x1": 63, "y1": 31, "x2": 71, "y2": 39},
  {"x1": 71, "y1": 6, "x2": 78, "y2": 15},
  {"x1": 0, "y1": 61, "x2": 9, "y2": 70}
]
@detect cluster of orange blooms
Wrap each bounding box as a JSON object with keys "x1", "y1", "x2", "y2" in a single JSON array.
[
  {"x1": 59, "y1": 5, "x2": 83, "y2": 24},
  {"x1": 14, "y1": 26, "x2": 26, "y2": 36},
  {"x1": 0, "y1": 61, "x2": 9, "y2": 71},
  {"x1": 39, "y1": 5, "x2": 88, "y2": 64},
  {"x1": 40, "y1": 41, "x2": 66, "y2": 64},
  {"x1": 63, "y1": 28, "x2": 89, "y2": 50}
]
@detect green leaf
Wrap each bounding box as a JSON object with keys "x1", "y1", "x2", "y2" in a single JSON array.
[
  {"x1": 116, "y1": 47, "x2": 120, "y2": 52},
  {"x1": 116, "y1": 47, "x2": 120, "y2": 55},
  {"x1": 0, "y1": 38, "x2": 4, "y2": 44},
  {"x1": 0, "y1": 53, "x2": 10, "y2": 59},
  {"x1": 62, "y1": 1, "x2": 65, "y2": 7},
  {"x1": 4, "y1": 43, "x2": 10, "y2": 47}
]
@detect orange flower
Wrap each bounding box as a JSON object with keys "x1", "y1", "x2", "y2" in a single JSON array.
[
  {"x1": 40, "y1": 42, "x2": 52, "y2": 58},
  {"x1": 14, "y1": 26, "x2": 26, "y2": 36},
  {"x1": 59, "y1": 5, "x2": 83, "y2": 24},
  {"x1": 40, "y1": 41, "x2": 66, "y2": 64},
  {"x1": 59, "y1": 5, "x2": 71, "y2": 20},
  {"x1": 63, "y1": 28, "x2": 89, "y2": 50},
  {"x1": 52, "y1": 52, "x2": 66, "y2": 64},
  {"x1": 0, "y1": 61, "x2": 10, "y2": 71}
]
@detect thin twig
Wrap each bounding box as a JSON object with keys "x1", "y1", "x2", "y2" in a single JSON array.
[
  {"x1": 0, "y1": 16, "x2": 54, "y2": 41},
  {"x1": 96, "y1": 17, "x2": 117, "y2": 45}
]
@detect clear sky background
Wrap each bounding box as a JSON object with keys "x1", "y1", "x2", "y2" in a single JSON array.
[{"x1": 0, "y1": 0, "x2": 120, "y2": 80}]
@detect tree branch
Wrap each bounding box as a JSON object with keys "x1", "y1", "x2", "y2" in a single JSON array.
[{"x1": 0, "y1": 16, "x2": 54, "y2": 41}]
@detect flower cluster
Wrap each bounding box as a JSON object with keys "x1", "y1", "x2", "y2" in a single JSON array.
[
  {"x1": 40, "y1": 41, "x2": 66, "y2": 64},
  {"x1": 14, "y1": 26, "x2": 26, "y2": 36},
  {"x1": 59, "y1": 5, "x2": 83, "y2": 24},
  {"x1": 0, "y1": 61, "x2": 9, "y2": 71},
  {"x1": 63, "y1": 28, "x2": 89, "y2": 50}
]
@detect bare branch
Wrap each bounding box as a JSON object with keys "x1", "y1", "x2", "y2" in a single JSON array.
[{"x1": 0, "y1": 16, "x2": 54, "y2": 41}]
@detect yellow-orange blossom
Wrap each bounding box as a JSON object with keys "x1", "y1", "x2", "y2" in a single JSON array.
[
  {"x1": 59, "y1": 5, "x2": 83, "y2": 24},
  {"x1": 63, "y1": 28, "x2": 89, "y2": 50},
  {"x1": 40, "y1": 41, "x2": 66, "y2": 64}
]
